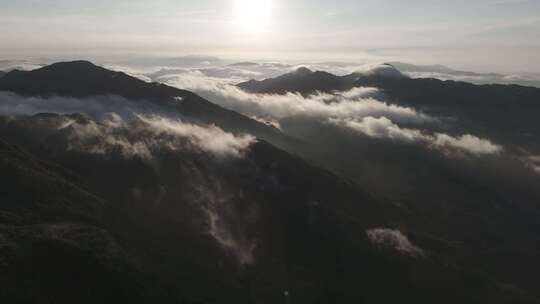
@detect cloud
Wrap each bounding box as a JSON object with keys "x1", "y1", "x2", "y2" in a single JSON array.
[
  {"x1": 403, "y1": 71, "x2": 540, "y2": 88},
  {"x1": 522, "y1": 154, "x2": 540, "y2": 175},
  {"x1": 59, "y1": 114, "x2": 255, "y2": 160},
  {"x1": 0, "y1": 60, "x2": 44, "y2": 72},
  {"x1": 393, "y1": 62, "x2": 540, "y2": 88},
  {"x1": 139, "y1": 61, "x2": 298, "y2": 86},
  {"x1": 64, "y1": 115, "x2": 153, "y2": 159},
  {"x1": 205, "y1": 206, "x2": 256, "y2": 265},
  {"x1": 432, "y1": 133, "x2": 502, "y2": 155},
  {"x1": 161, "y1": 71, "x2": 429, "y2": 125},
  {"x1": 330, "y1": 116, "x2": 424, "y2": 143},
  {"x1": 152, "y1": 69, "x2": 505, "y2": 157},
  {"x1": 0, "y1": 92, "x2": 255, "y2": 159},
  {"x1": 0, "y1": 91, "x2": 169, "y2": 121},
  {"x1": 249, "y1": 115, "x2": 281, "y2": 130},
  {"x1": 191, "y1": 177, "x2": 258, "y2": 266},
  {"x1": 404, "y1": 71, "x2": 495, "y2": 83},
  {"x1": 137, "y1": 115, "x2": 255, "y2": 158},
  {"x1": 330, "y1": 117, "x2": 502, "y2": 155},
  {"x1": 142, "y1": 61, "x2": 415, "y2": 87},
  {"x1": 0, "y1": 89, "x2": 257, "y2": 264},
  {"x1": 366, "y1": 228, "x2": 424, "y2": 257},
  {"x1": 352, "y1": 63, "x2": 406, "y2": 78}
]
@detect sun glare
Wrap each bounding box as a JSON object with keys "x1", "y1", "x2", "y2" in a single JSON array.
[{"x1": 234, "y1": 0, "x2": 273, "y2": 34}]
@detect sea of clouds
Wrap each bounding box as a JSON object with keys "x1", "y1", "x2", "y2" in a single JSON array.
[
  {"x1": 1, "y1": 56, "x2": 538, "y2": 169},
  {"x1": 130, "y1": 62, "x2": 504, "y2": 158}
]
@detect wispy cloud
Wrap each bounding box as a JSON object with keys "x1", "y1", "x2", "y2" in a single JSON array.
[{"x1": 366, "y1": 228, "x2": 424, "y2": 257}]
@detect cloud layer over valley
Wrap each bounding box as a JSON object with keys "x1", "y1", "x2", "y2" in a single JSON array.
[
  {"x1": 330, "y1": 117, "x2": 502, "y2": 155},
  {"x1": 0, "y1": 92, "x2": 255, "y2": 159},
  {"x1": 150, "y1": 67, "x2": 504, "y2": 157}
]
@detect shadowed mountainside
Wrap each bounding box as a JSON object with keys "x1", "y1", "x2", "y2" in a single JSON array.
[
  {"x1": 237, "y1": 65, "x2": 540, "y2": 298},
  {"x1": 0, "y1": 61, "x2": 539, "y2": 303},
  {"x1": 0, "y1": 139, "x2": 179, "y2": 303},
  {"x1": 238, "y1": 66, "x2": 348, "y2": 95},
  {"x1": 0, "y1": 61, "x2": 312, "y2": 158}
]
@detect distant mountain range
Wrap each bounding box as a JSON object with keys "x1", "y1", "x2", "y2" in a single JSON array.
[
  {"x1": 0, "y1": 61, "x2": 539, "y2": 303},
  {"x1": 389, "y1": 62, "x2": 540, "y2": 87},
  {"x1": 390, "y1": 62, "x2": 502, "y2": 77},
  {"x1": 239, "y1": 64, "x2": 540, "y2": 148}
]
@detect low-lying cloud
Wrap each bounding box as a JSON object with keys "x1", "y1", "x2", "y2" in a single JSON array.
[
  {"x1": 330, "y1": 117, "x2": 502, "y2": 155},
  {"x1": 0, "y1": 91, "x2": 168, "y2": 121},
  {"x1": 366, "y1": 228, "x2": 424, "y2": 257},
  {"x1": 162, "y1": 71, "x2": 429, "y2": 125},
  {"x1": 154, "y1": 70, "x2": 503, "y2": 157},
  {"x1": 432, "y1": 133, "x2": 502, "y2": 155},
  {"x1": 0, "y1": 92, "x2": 255, "y2": 159},
  {"x1": 61, "y1": 114, "x2": 255, "y2": 159},
  {"x1": 522, "y1": 155, "x2": 540, "y2": 175},
  {"x1": 331, "y1": 116, "x2": 424, "y2": 143},
  {"x1": 138, "y1": 115, "x2": 255, "y2": 158}
]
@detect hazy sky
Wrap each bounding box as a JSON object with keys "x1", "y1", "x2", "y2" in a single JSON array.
[{"x1": 1, "y1": 0, "x2": 539, "y2": 72}]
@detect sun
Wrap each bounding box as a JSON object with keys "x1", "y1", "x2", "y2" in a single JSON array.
[{"x1": 234, "y1": 0, "x2": 273, "y2": 34}]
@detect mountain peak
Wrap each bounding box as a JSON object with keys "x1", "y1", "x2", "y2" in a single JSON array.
[
  {"x1": 49, "y1": 60, "x2": 96, "y2": 67},
  {"x1": 238, "y1": 66, "x2": 348, "y2": 95},
  {"x1": 294, "y1": 66, "x2": 313, "y2": 75},
  {"x1": 0, "y1": 60, "x2": 187, "y2": 100},
  {"x1": 40, "y1": 60, "x2": 101, "y2": 72},
  {"x1": 353, "y1": 63, "x2": 405, "y2": 79}
]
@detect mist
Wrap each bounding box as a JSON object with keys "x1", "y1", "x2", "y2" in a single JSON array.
[{"x1": 0, "y1": 92, "x2": 255, "y2": 159}]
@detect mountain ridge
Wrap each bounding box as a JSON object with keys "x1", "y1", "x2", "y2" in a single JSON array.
[
  {"x1": 0, "y1": 61, "x2": 319, "y2": 162},
  {"x1": 238, "y1": 67, "x2": 349, "y2": 95},
  {"x1": 1, "y1": 61, "x2": 539, "y2": 303}
]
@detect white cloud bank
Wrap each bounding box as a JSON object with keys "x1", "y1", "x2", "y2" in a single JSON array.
[
  {"x1": 61, "y1": 114, "x2": 255, "y2": 160},
  {"x1": 330, "y1": 117, "x2": 503, "y2": 155},
  {"x1": 0, "y1": 92, "x2": 255, "y2": 159},
  {"x1": 162, "y1": 71, "x2": 428, "y2": 125},
  {"x1": 432, "y1": 133, "x2": 502, "y2": 155},
  {"x1": 138, "y1": 115, "x2": 255, "y2": 158},
  {"x1": 154, "y1": 70, "x2": 502, "y2": 156}
]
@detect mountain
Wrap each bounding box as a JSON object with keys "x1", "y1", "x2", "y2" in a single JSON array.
[
  {"x1": 237, "y1": 63, "x2": 406, "y2": 95},
  {"x1": 236, "y1": 65, "x2": 540, "y2": 299},
  {"x1": 389, "y1": 62, "x2": 540, "y2": 88},
  {"x1": 238, "y1": 66, "x2": 350, "y2": 95},
  {"x1": 0, "y1": 71, "x2": 5, "y2": 78},
  {"x1": 1, "y1": 111, "x2": 535, "y2": 304},
  {"x1": 1, "y1": 61, "x2": 539, "y2": 303},
  {"x1": 0, "y1": 61, "x2": 191, "y2": 100},
  {"x1": 0, "y1": 61, "x2": 311, "y2": 157},
  {"x1": 351, "y1": 72, "x2": 540, "y2": 150},
  {"x1": 0, "y1": 138, "x2": 179, "y2": 303},
  {"x1": 239, "y1": 65, "x2": 540, "y2": 149},
  {"x1": 389, "y1": 62, "x2": 501, "y2": 77}
]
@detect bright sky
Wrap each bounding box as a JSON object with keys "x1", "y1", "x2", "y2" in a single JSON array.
[{"x1": 1, "y1": 0, "x2": 539, "y2": 72}]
